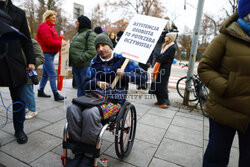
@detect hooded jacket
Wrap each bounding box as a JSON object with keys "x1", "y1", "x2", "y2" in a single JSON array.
[{"x1": 198, "y1": 13, "x2": 250, "y2": 132}]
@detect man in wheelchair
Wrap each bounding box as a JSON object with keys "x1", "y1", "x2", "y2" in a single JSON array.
[{"x1": 66, "y1": 33, "x2": 147, "y2": 166}]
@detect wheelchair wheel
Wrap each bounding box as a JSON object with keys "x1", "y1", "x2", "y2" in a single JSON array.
[{"x1": 115, "y1": 102, "x2": 137, "y2": 159}]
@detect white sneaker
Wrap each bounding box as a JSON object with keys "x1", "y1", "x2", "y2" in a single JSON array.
[
  {"x1": 25, "y1": 108, "x2": 29, "y2": 114},
  {"x1": 25, "y1": 111, "x2": 38, "y2": 120}
]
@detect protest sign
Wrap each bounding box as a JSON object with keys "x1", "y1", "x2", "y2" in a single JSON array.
[
  {"x1": 114, "y1": 14, "x2": 168, "y2": 64},
  {"x1": 60, "y1": 40, "x2": 69, "y2": 76}
]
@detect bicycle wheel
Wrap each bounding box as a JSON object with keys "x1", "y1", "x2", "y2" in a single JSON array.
[
  {"x1": 176, "y1": 76, "x2": 198, "y2": 101},
  {"x1": 199, "y1": 84, "x2": 209, "y2": 117}
]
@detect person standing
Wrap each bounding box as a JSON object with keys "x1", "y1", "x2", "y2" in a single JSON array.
[
  {"x1": 109, "y1": 32, "x2": 117, "y2": 48},
  {"x1": 150, "y1": 17, "x2": 170, "y2": 66},
  {"x1": 36, "y1": 10, "x2": 65, "y2": 101},
  {"x1": 69, "y1": 15, "x2": 96, "y2": 97},
  {"x1": 198, "y1": 0, "x2": 250, "y2": 166},
  {"x1": 150, "y1": 32, "x2": 177, "y2": 108},
  {"x1": 21, "y1": 39, "x2": 44, "y2": 119},
  {"x1": 93, "y1": 26, "x2": 103, "y2": 34},
  {"x1": 0, "y1": 0, "x2": 36, "y2": 144}
]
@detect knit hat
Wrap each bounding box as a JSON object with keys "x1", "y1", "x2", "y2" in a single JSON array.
[
  {"x1": 165, "y1": 32, "x2": 177, "y2": 41},
  {"x1": 94, "y1": 26, "x2": 103, "y2": 34},
  {"x1": 77, "y1": 15, "x2": 91, "y2": 29},
  {"x1": 117, "y1": 31, "x2": 124, "y2": 38},
  {"x1": 94, "y1": 33, "x2": 113, "y2": 49},
  {"x1": 238, "y1": 0, "x2": 250, "y2": 18}
]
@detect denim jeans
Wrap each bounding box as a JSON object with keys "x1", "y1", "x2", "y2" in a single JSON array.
[
  {"x1": 203, "y1": 118, "x2": 250, "y2": 167},
  {"x1": 72, "y1": 66, "x2": 90, "y2": 97},
  {"x1": 20, "y1": 84, "x2": 36, "y2": 112},
  {"x1": 39, "y1": 53, "x2": 58, "y2": 93}
]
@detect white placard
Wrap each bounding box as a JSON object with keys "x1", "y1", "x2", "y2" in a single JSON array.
[
  {"x1": 113, "y1": 14, "x2": 168, "y2": 64},
  {"x1": 60, "y1": 40, "x2": 69, "y2": 76}
]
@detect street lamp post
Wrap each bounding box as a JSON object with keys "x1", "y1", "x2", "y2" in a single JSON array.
[{"x1": 183, "y1": 0, "x2": 206, "y2": 105}]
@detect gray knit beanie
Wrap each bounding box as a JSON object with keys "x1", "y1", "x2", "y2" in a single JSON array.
[{"x1": 94, "y1": 33, "x2": 113, "y2": 49}]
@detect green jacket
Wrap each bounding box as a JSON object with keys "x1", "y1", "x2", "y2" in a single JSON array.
[
  {"x1": 198, "y1": 13, "x2": 250, "y2": 132},
  {"x1": 69, "y1": 28, "x2": 97, "y2": 68},
  {"x1": 23, "y1": 39, "x2": 45, "y2": 84}
]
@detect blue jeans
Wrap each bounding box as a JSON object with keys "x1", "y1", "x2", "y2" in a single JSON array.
[
  {"x1": 72, "y1": 66, "x2": 89, "y2": 97},
  {"x1": 39, "y1": 53, "x2": 58, "y2": 93},
  {"x1": 203, "y1": 118, "x2": 250, "y2": 167},
  {"x1": 20, "y1": 84, "x2": 36, "y2": 112}
]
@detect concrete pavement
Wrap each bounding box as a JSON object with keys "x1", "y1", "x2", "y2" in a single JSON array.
[{"x1": 0, "y1": 79, "x2": 239, "y2": 167}]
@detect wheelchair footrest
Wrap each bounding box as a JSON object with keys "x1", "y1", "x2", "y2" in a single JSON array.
[
  {"x1": 96, "y1": 158, "x2": 108, "y2": 167},
  {"x1": 63, "y1": 139, "x2": 100, "y2": 158}
]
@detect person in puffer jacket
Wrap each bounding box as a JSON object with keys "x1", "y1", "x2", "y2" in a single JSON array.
[
  {"x1": 198, "y1": 0, "x2": 250, "y2": 166},
  {"x1": 66, "y1": 33, "x2": 147, "y2": 166},
  {"x1": 69, "y1": 15, "x2": 96, "y2": 97},
  {"x1": 36, "y1": 10, "x2": 65, "y2": 101}
]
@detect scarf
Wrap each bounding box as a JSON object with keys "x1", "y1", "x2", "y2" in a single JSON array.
[
  {"x1": 237, "y1": 18, "x2": 250, "y2": 36},
  {"x1": 161, "y1": 41, "x2": 175, "y2": 54}
]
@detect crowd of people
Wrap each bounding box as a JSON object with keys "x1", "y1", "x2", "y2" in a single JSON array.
[{"x1": 1, "y1": 0, "x2": 249, "y2": 166}]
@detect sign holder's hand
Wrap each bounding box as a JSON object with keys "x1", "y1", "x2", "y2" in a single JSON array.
[
  {"x1": 111, "y1": 58, "x2": 130, "y2": 89},
  {"x1": 97, "y1": 81, "x2": 110, "y2": 90}
]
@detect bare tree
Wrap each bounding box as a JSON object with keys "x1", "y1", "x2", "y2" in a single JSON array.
[
  {"x1": 178, "y1": 26, "x2": 192, "y2": 49},
  {"x1": 223, "y1": 0, "x2": 239, "y2": 17},
  {"x1": 107, "y1": 0, "x2": 166, "y2": 18},
  {"x1": 200, "y1": 15, "x2": 216, "y2": 47},
  {"x1": 37, "y1": 0, "x2": 46, "y2": 24},
  {"x1": 91, "y1": 3, "x2": 110, "y2": 29},
  {"x1": 22, "y1": 0, "x2": 37, "y2": 38}
]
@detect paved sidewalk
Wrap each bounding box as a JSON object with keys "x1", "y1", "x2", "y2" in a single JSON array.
[{"x1": 0, "y1": 80, "x2": 239, "y2": 167}]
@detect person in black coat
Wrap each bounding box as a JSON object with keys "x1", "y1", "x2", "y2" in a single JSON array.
[
  {"x1": 0, "y1": 0, "x2": 35, "y2": 144},
  {"x1": 150, "y1": 32, "x2": 177, "y2": 108}
]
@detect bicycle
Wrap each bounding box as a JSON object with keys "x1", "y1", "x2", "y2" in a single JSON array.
[{"x1": 176, "y1": 62, "x2": 209, "y2": 117}]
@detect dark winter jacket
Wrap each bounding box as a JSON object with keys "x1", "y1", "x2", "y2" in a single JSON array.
[
  {"x1": 156, "y1": 43, "x2": 177, "y2": 70},
  {"x1": 198, "y1": 13, "x2": 250, "y2": 132},
  {"x1": 84, "y1": 53, "x2": 147, "y2": 104},
  {"x1": 150, "y1": 28, "x2": 169, "y2": 64},
  {"x1": 69, "y1": 28, "x2": 96, "y2": 68},
  {"x1": 0, "y1": 0, "x2": 35, "y2": 87},
  {"x1": 36, "y1": 21, "x2": 61, "y2": 53}
]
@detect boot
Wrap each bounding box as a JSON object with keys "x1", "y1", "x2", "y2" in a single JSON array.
[
  {"x1": 54, "y1": 92, "x2": 66, "y2": 101},
  {"x1": 38, "y1": 89, "x2": 51, "y2": 97}
]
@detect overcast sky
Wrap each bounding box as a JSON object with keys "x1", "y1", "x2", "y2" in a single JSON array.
[
  {"x1": 60, "y1": 0, "x2": 231, "y2": 34},
  {"x1": 13, "y1": 0, "x2": 232, "y2": 34}
]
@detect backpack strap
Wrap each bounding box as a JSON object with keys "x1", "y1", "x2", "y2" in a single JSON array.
[{"x1": 85, "y1": 31, "x2": 91, "y2": 50}]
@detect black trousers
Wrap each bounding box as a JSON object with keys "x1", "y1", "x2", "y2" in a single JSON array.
[
  {"x1": 9, "y1": 85, "x2": 25, "y2": 132},
  {"x1": 203, "y1": 119, "x2": 250, "y2": 167},
  {"x1": 155, "y1": 68, "x2": 170, "y2": 105}
]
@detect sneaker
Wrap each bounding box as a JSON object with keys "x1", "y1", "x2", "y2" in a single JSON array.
[
  {"x1": 25, "y1": 111, "x2": 38, "y2": 120},
  {"x1": 25, "y1": 108, "x2": 29, "y2": 113},
  {"x1": 160, "y1": 104, "x2": 168, "y2": 108},
  {"x1": 154, "y1": 102, "x2": 159, "y2": 105}
]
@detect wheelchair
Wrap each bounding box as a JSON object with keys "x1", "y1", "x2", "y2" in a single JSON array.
[{"x1": 61, "y1": 101, "x2": 137, "y2": 167}]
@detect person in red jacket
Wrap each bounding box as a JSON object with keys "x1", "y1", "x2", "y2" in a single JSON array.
[{"x1": 36, "y1": 10, "x2": 65, "y2": 101}]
